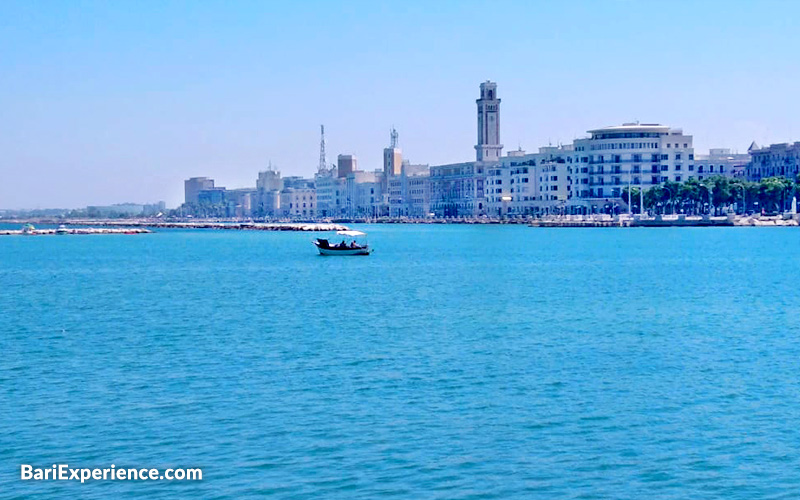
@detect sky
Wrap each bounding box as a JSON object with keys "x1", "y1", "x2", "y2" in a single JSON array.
[{"x1": 1, "y1": 0, "x2": 799, "y2": 209}]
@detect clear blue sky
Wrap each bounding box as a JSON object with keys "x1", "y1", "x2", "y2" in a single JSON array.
[{"x1": 2, "y1": 0, "x2": 798, "y2": 209}]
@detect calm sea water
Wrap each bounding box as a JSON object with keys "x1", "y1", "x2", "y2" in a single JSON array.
[{"x1": 2, "y1": 225, "x2": 800, "y2": 499}]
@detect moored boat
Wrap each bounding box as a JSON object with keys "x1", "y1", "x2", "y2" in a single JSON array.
[{"x1": 314, "y1": 230, "x2": 371, "y2": 256}]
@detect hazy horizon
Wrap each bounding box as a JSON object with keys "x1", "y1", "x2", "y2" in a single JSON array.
[{"x1": 2, "y1": 0, "x2": 799, "y2": 209}]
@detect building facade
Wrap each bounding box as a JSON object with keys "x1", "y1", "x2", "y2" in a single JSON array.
[
  {"x1": 694, "y1": 148, "x2": 749, "y2": 180},
  {"x1": 571, "y1": 124, "x2": 694, "y2": 211},
  {"x1": 184, "y1": 177, "x2": 215, "y2": 205},
  {"x1": 280, "y1": 188, "x2": 316, "y2": 218},
  {"x1": 747, "y1": 142, "x2": 800, "y2": 181}
]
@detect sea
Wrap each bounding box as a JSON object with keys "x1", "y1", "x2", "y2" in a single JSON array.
[{"x1": 2, "y1": 224, "x2": 800, "y2": 499}]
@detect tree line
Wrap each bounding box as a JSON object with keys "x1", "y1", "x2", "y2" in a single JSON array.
[{"x1": 622, "y1": 176, "x2": 799, "y2": 215}]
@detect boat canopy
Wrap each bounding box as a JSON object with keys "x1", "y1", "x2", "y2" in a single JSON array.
[{"x1": 336, "y1": 230, "x2": 366, "y2": 236}]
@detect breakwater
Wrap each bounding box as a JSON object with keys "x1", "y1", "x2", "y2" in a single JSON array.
[
  {"x1": 0, "y1": 227, "x2": 151, "y2": 236},
  {"x1": 60, "y1": 221, "x2": 349, "y2": 231}
]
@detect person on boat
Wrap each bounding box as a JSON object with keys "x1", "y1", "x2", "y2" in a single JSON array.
[
  {"x1": 350, "y1": 241, "x2": 359, "y2": 249},
  {"x1": 338, "y1": 240, "x2": 347, "y2": 249}
]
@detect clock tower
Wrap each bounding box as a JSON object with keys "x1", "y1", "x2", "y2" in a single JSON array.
[{"x1": 475, "y1": 81, "x2": 503, "y2": 162}]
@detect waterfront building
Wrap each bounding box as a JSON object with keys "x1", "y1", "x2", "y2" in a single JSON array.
[
  {"x1": 255, "y1": 168, "x2": 283, "y2": 217},
  {"x1": 747, "y1": 142, "x2": 800, "y2": 181},
  {"x1": 315, "y1": 167, "x2": 344, "y2": 217},
  {"x1": 280, "y1": 187, "x2": 316, "y2": 218},
  {"x1": 226, "y1": 188, "x2": 256, "y2": 218},
  {"x1": 184, "y1": 177, "x2": 215, "y2": 205},
  {"x1": 388, "y1": 162, "x2": 430, "y2": 217},
  {"x1": 345, "y1": 170, "x2": 383, "y2": 218},
  {"x1": 197, "y1": 187, "x2": 226, "y2": 206},
  {"x1": 256, "y1": 169, "x2": 282, "y2": 191},
  {"x1": 430, "y1": 161, "x2": 489, "y2": 217},
  {"x1": 572, "y1": 123, "x2": 694, "y2": 211},
  {"x1": 485, "y1": 146, "x2": 575, "y2": 216},
  {"x1": 694, "y1": 148, "x2": 749, "y2": 180}
]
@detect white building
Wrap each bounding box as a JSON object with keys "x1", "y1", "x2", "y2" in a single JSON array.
[
  {"x1": 573, "y1": 123, "x2": 694, "y2": 211},
  {"x1": 486, "y1": 146, "x2": 574, "y2": 216}
]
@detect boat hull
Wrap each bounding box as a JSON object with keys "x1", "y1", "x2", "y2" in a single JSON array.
[{"x1": 315, "y1": 245, "x2": 371, "y2": 256}]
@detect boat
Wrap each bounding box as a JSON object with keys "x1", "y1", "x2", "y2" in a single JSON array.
[
  {"x1": 314, "y1": 230, "x2": 372, "y2": 256},
  {"x1": 21, "y1": 223, "x2": 36, "y2": 235},
  {"x1": 56, "y1": 225, "x2": 70, "y2": 234}
]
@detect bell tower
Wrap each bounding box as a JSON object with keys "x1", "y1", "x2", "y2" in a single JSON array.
[{"x1": 475, "y1": 81, "x2": 503, "y2": 162}]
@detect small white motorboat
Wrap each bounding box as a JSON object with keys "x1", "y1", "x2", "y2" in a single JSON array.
[{"x1": 314, "y1": 230, "x2": 372, "y2": 256}]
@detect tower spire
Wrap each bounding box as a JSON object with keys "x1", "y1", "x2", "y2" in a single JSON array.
[{"x1": 390, "y1": 126, "x2": 398, "y2": 148}]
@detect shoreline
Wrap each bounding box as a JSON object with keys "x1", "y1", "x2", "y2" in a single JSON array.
[{"x1": 3, "y1": 214, "x2": 799, "y2": 230}]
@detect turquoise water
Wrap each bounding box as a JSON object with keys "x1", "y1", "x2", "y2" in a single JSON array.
[{"x1": 2, "y1": 225, "x2": 800, "y2": 498}]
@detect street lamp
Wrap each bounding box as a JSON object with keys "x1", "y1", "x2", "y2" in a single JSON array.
[{"x1": 662, "y1": 184, "x2": 674, "y2": 215}]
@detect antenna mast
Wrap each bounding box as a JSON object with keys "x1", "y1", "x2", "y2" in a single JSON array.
[{"x1": 318, "y1": 125, "x2": 327, "y2": 173}]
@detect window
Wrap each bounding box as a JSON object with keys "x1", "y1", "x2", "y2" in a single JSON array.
[
  {"x1": 661, "y1": 176, "x2": 669, "y2": 183},
  {"x1": 675, "y1": 175, "x2": 682, "y2": 182},
  {"x1": 689, "y1": 165, "x2": 694, "y2": 171},
  {"x1": 689, "y1": 154, "x2": 694, "y2": 160},
  {"x1": 667, "y1": 144, "x2": 671, "y2": 148},
  {"x1": 675, "y1": 153, "x2": 682, "y2": 160},
  {"x1": 675, "y1": 164, "x2": 682, "y2": 171},
  {"x1": 661, "y1": 165, "x2": 668, "y2": 171},
  {"x1": 661, "y1": 154, "x2": 668, "y2": 161}
]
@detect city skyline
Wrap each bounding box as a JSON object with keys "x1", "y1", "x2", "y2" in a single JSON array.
[{"x1": 2, "y1": 0, "x2": 799, "y2": 209}]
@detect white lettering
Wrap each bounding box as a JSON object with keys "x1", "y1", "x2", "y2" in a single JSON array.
[{"x1": 21, "y1": 465, "x2": 32, "y2": 480}]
